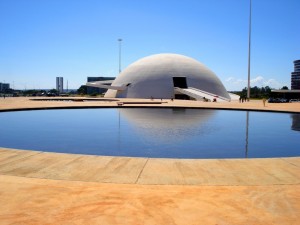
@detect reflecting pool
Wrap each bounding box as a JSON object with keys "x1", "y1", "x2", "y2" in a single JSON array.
[{"x1": 0, "y1": 108, "x2": 299, "y2": 159}]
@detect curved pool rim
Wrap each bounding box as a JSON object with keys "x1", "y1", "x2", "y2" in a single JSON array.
[{"x1": 1, "y1": 104, "x2": 300, "y2": 114}]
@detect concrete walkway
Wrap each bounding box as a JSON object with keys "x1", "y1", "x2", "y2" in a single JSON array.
[
  {"x1": 0, "y1": 97, "x2": 300, "y2": 224},
  {"x1": 1, "y1": 96, "x2": 300, "y2": 113},
  {"x1": 0, "y1": 148, "x2": 299, "y2": 186}
]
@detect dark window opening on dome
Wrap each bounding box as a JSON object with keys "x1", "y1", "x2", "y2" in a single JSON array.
[{"x1": 173, "y1": 77, "x2": 187, "y2": 88}]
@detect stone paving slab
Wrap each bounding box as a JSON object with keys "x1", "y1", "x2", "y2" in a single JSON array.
[
  {"x1": 0, "y1": 148, "x2": 41, "y2": 167},
  {"x1": 0, "y1": 150, "x2": 148, "y2": 184},
  {"x1": 137, "y1": 158, "x2": 300, "y2": 185},
  {"x1": 0, "y1": 151, "x2": 78, "y2": 177},
  {"x1": 282, "y1": 157, "x2": 300, "y2": 168}
]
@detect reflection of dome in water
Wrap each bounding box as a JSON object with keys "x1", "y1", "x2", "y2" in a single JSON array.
[
  {"x1": 119, "y1": 108, "x2": 216, "y2": 142},
  {"x1": 105, "y1": 53, "x2": 230, "y2": 100}
]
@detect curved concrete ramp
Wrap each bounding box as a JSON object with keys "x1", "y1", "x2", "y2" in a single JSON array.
[{"x1": 175, "y1": 87, "x2": 231, "y2": 102}]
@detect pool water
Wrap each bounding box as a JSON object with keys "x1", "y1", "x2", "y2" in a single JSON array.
[{"x1": 0, "y1": 108, "x2": 299, "y2": 159}]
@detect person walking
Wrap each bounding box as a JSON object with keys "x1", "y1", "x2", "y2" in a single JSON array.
[{"x1": 263, "y1": 98, "x2": 266, "y2": 107}]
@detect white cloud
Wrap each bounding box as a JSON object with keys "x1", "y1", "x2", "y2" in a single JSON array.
[
  {"x1": 250, "y1": 76, "x2": 264, "y2": 84},
  {"x1": 225, "y1": 77, "x2": 235, "y2": 82},
  {"x1": 264, "y1": 79, "x2": 282, "y2": 87},
  {"x1": 224, "y1": 75, "x2": 285, "y2": 91},
  {"x1": 235, "y1": 79, "x2": 245, "y2": 84}
]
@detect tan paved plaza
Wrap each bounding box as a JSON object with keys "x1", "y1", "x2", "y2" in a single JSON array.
[{"x1": 0, "y1": 97, "x2": 299, "y2": 224}]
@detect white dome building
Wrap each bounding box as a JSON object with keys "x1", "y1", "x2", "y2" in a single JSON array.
[{"x1": 87, "y1": 53, "x2": 231, "y2": 101}]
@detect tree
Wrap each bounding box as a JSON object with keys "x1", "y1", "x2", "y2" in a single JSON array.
[
  {"x1": 77, "y1": 85, "x2": 87, "y2": 95},
  {"x1": 251, "y1": 86, "x2": 260, "y2": 98},
  {"x1": 241, "y1": 87, "x2": 248, "y2": 98},
  {"x1": 281, "y1": 86, "x2": 289, "y2": 90},
  {"x1": 265, "y1": 86, "x2": 271, "y2": 94},
  {"x1": 237, "y1": 86, "x2": 273, "y2": 99},
  {"x1": 49, "y1": 89, "x2": 58, "y2": 94}
]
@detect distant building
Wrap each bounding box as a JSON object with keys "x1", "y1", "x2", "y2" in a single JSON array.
[
  {"x1": 0, "y1": 83, "x2": 10, "y2": 92},
  {"x1": 87, "y1": 77, "x2": 115, "y2": 95},
  {"x1": 56, "y1": 77, "x2": 63, "y2": 93},
  {"x1": 291, "y1": 114, "x2": 300, "y2": 132},
  {"x1": 271, "y1": 60, "x2": 300, "y2": 99},
  {"x1": 291, "y1": 60, "x2": 300, "y2": 90}
]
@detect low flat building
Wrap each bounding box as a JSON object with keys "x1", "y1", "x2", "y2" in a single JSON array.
[{"x1": 271, "y1": 89, "x2": 300, "y2": 100}]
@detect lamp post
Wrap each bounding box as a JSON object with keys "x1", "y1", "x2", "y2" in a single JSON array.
[
  {"x1": 118, "y1": 38, "x2": 122, "y2": 73},
  {"x1": 247, "y1": 0, "x2": 252, "y2": 99}
]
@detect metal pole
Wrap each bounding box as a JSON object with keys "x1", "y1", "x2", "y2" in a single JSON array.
[
  {"x1": 118, "y1": 38, "x2": 122, "y2": 73},
  {"x1": 247, "y1": 0, "x2": 252, "y2": 99}
]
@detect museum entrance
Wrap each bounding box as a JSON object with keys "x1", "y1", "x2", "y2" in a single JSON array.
[
  {"x1": 173, "y1": 77, "x2": 187, "y2": 88},
  {"x1": 173, "y1": 77, "x2": 189, "y2": 99}
]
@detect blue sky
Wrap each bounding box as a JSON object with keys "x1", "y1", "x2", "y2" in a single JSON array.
[{"x1": 0, "y1": 0, "x2": 299, "y2": 91}]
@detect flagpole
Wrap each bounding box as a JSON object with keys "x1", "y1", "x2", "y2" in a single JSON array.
[
  {"x1": 118, "y1": 38, "x2": 122, "y2": 73},
  {"x1": 247, "y1": 0, "x2": 252, "y2": 99}
]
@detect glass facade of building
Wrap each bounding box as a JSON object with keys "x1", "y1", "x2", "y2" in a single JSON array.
[
  {"x1": 291, "y1": 60, "x2": 300, "y2": 90},
  {"x1": 56, "y1": 77, "x2": 63, "y2": 93}
]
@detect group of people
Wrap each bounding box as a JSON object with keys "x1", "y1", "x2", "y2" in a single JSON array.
[{"x1": 239, "y1": 97, "x2": 249, "y2": 103}]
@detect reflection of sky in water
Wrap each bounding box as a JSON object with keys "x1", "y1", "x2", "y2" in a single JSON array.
[{"x1": 0, "y1": 109, "x2": 299, "y2": 159}]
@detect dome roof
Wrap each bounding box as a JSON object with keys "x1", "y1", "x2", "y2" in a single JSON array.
[{"x1": 105, "y1": 53, "x2": 230, "y2": 100}]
